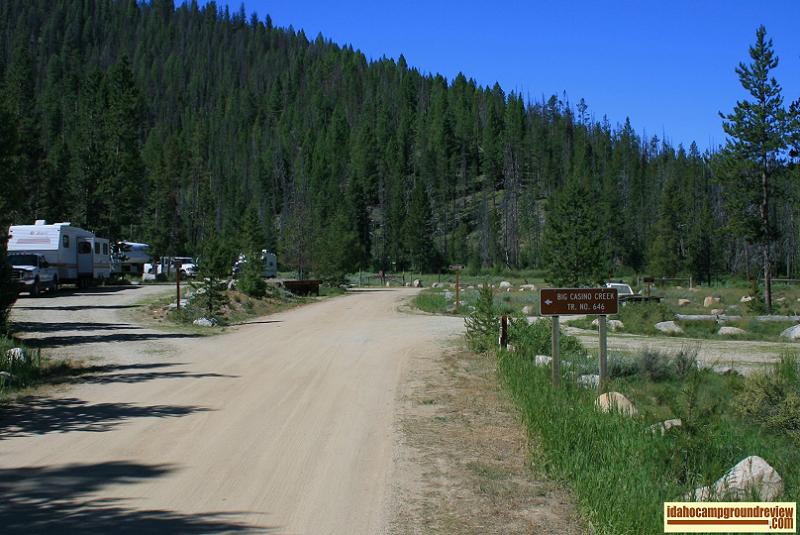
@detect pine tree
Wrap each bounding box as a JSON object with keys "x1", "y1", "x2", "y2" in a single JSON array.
[
  {"x1": 718, "y1": 25, "x2": 790, "y2": 311},
  {"x1": 404, "y1": 180, "x2": 437, "y2": 272},
  {"x1": 648, "y1": 176, "x2": 684, "y2": 277},
  {"x1": 541, "y1": 178, "x2": 609, "y2": 286}
]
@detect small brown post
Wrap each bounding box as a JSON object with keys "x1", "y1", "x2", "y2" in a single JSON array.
[
  {"x1": 499, "y1": 314, "x2": 508, "y2": 349},
  {"x1": 599, "y1": 315, "x2": 608, "y2": 393},
  {"x1": 175, "y1": 259, "x2": 181, "y2": 312},
  {"x1": 455, "y1": 270, "x2": 460, "y2": 312},
  {"x1": 552, "y1": 316, "x2": 560, "y2": 387}
]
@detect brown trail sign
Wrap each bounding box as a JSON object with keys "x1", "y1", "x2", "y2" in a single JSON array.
[
  {"x1": 539, "y1": 287, "x2": 618, "y2": 316},
  {"x1": 538, "y1": 287, "x2": 619, "y2": 393}
]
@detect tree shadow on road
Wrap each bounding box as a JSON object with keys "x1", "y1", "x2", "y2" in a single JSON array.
[
  {"x1": 45, "y1": 362, "x2": 238, "y2": 386},
  {"x1": 12, "y1": 321, "x2": 143, "y2": 333},
  {"x1": 15, "y1": 304, "x2": 140, "y2": 311},
  {"x1": 0, "y1": 397, "x2": 211, "y2": 440},
  {"x1": 20, "y1": 331, "x2": 202, "y2": 348},
  {"x1": 0, "y1": 461, "x2": 275, "y2": 533}
]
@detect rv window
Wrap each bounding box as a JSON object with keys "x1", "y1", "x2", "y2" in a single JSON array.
[
  {"x1": 78, "y1": 242, "x2": 92, "y2": 254},
  {"x1": 103, "y1": 243, "x2": 108, "y2": 255},
  {"x1": 95, "y1": 242, "x2": 100, "y2": 254},
  {"x1": 62, "y1": 235, "x2": 70, "y2": 248}
]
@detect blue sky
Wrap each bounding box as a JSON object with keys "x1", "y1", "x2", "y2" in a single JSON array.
[{"x1": 211, "y1": 1, "x2": 800, "y2": 152}]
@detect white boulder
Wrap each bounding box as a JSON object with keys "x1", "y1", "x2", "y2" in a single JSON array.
[
  {"x1": 780, "y1": 324, "x2": 800, "y2": 341},
  {"x1": 5, "y1": 347, "x2": 27, "y2": 364},
  {"x1": 710, "y1": 308, "x2": 725, "y2": 316},
  {"x1": 686, "y1": 456, "x2": 783, "y2": 501},
  {"x1": 577, "y1": 374, "x2": 600, "y2": 389},
  {"x1": 522, "y1": 305, "x2": 534, "y2": 316},
  {"x1": 521, "y1": 284, "x2": 536, "y2": 291},
  {"x1": 431, "y1": 282, "x2": 442, "y2": 288},
  {"x1": 193, "y1": 318, "x2": 218, "y2": 327},
  {"x1": 595, "y1": 392, "x2": 638, "y2": 417},
  {"x1": 718, "y1": 326, "x2": 745, "y2": 336},
  {"x1": 703, "y1": 296, "x2": 720, "y2": 307},
  {"x1": 227, "y1": 279, "x2": 237, "y2": 290},
  {"x1": 678, "y1": 299, "x2": 691, "y2": 306},
  {"x1": 591, "y1": 318, "x2": 624, "y2": 332},
  {"x1": 647, "y1": 418, "x2": 682, "y2": 435},
  {"x1": 499, "y1": 281, "x2": 512, "y2": 289},
  {"x1": 412, "y1": 279, "x2": 422, "y2": 288},
  {"x1": 740, "y1": 295, "x2": 754, "y2": 303},
  {"x1": 655, "y1": 321, "x2": 684, "y2": 334},
  {"x1": 534, "y1": 355, "x2": 552, "y2": 367}
]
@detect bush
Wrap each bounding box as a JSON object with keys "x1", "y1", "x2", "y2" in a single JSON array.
[
  {"x1": 237, "y1": 252, "x2": 267, "y2": 298},
  {"x1": 0, "y1": 234, "x2": 18, "y2": 335},
  {"x1": 737, "y1": 351, "x2": 800, "y2": 445},
  {"x1": 616, "y1": 301, "x2": 672, "y2": 334},
  {"x1": 465, "y1": 285, "x2": 497, "y2": 352},
  {"x1": 0, "y1": 337, "x2": 43, "y2": 392},
  {"x1": 639, "y1": 349, "x2": 675, "y2": 382},
  {"x1": 509, "y1": 316, "x2": 585, "y2": 358}
]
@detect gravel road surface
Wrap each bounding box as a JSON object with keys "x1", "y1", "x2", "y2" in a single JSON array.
[{"x1": 2, "y1": 287, "x2": 462, "y2": 533}]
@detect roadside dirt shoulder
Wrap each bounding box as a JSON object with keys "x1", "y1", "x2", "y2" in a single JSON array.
[{"x1": 389, "y1": 343, "x2": 587, "y2": 534}]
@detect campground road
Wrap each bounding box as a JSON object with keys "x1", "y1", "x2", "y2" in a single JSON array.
[
  {"x1": 2, "y1": 287, "x2": 463, "y2": 534},
  {"x1": 562, "y1": 323, "x2": 792, "y2": 372}
]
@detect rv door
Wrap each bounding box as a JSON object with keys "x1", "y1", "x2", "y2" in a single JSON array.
[{"x1": 77, "y1": 239, "x2": 94, "y2": 282}]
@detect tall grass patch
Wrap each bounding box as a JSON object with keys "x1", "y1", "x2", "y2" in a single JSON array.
[{"x1": 495, "y1": 340, "x2": 800, "y2": 534}]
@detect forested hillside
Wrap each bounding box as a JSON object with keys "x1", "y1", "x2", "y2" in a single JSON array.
[{"x1": 1, "y1": 0, "x2": 798, "y2": 282}]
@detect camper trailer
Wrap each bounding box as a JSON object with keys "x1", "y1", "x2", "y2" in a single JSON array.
[
  {"x1": 114, "y1": 241, "x2": 152, "y2": 275},
  {"x1": 232, "y1": 250, "x2": 277, "y2": 279},
  {"x1": 8, "y1": 220, "x2": 112, "y2": 287}
]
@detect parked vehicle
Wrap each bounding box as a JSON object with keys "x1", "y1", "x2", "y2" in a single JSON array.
[
  {"x1": 174, "y1": 257, "x2": 199, "y2": 277},
  {"x1": 232, "y1": 250, "x2": 277, "y2": 279},
  {"x1": 113, "y1": 241, "x2": 152, "y2": 276},
  {"x1": 143, "y1": 256, "x2": 198, "y2": 279},
  {"x1": 605, "y1": 282, "x2": 634, "y2": 297},
  {"x1": 8, "y1": 220, "x2": 111, "y2": 287},
  {"x1": 7, "y1": 252, "x2": 58, "y2": 296},
  {"x1": 605, "y1": 281, "x2": 661, "y2": 304}
]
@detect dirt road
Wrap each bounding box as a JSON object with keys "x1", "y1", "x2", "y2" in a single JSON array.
[
  {"x1": 562, "y1": 323, "x2": 792, "y2": 372},
  {"x1": 2, "y1": 287, "x2": 463, "y2": 533}
]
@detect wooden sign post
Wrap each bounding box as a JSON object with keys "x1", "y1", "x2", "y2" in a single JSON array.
[
  {"x1": 175, "y1": 259, "x2": 182, "y2": 312},
  {"x1": 449, "y1": 264, "x2": 464, "y2": 313},
  {"x1": 539, "y1": 287, "x2": 619, "y2": 391}
]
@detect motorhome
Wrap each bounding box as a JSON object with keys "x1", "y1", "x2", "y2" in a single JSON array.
[{"x1": 8, "y1": 220, "x2": 112, "y2": 286}]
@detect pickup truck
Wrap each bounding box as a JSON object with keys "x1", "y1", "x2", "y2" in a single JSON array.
[
  {"x1": 605, "y1": 282, "x2": 661, "y2": 304},
  {"x1": 8, "y1": 253, "x2": 59, "y2": 296}
]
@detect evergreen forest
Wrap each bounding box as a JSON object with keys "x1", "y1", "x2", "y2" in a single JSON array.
[{"x1": 1, "y1": 0, "x2": 799, "y2": 287}]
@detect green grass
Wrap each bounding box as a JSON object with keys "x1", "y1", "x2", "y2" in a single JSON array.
[
  {"x1": 569, "y1": 297, "x2": 798, "y2": 342},
  {"x1": 497, "y1": 348, "x2": 800, "y2": 534},
  {"x1": 413, "y1": 286, "x2": 539, "y2": 317},
  {"x1": 0, "y1": 337, "x2": 78, "y2": 399}
]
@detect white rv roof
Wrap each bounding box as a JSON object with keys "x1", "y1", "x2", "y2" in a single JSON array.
[{"x1": 8, "y1": 224, "x2": 96, "y2": 251}]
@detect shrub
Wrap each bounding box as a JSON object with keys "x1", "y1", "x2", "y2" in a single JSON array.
[
  {"x1": 0, "y1": 234, "x2": 18, "y2": 335},
  {"x1": 607, "y1": 353, "x2": 639, "y2": 378},
  {"x1": 737, "y1": 351, "x2": 800, "y2": 445},
  {"x1": 616, "y1": 301, "x2": 672, "y2": 335},
  {"x1": 672, "y1": 344, "x2": 699, "y2": 378},
  {"x1": 465, "y1": 285, "x2": 497, "y2": 352},
  {"x1": 639, "y1": 349, "x2": 675, "y2": 382},
  {"x1": 508, "y1": 316, "x2": 584, "y2": 358},
  {"x1": 237, "y1": 251, "x2": 267, "y2": 298}
]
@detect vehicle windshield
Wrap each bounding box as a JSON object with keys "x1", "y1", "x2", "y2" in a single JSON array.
[
  {"x1": 8, "y1": 254, "x2": 39, "y2": 266},
  {"x1": 607, "y1": 283, "x2": 633, "y2": 295}
]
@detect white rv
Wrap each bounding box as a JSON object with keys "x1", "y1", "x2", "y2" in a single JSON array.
[
  {"x1": 8, "y1": 221, "x2": 112, "y2": 286},
  {"x1": 114, "y1": 241, "x2": 152, "y2": 275}
]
